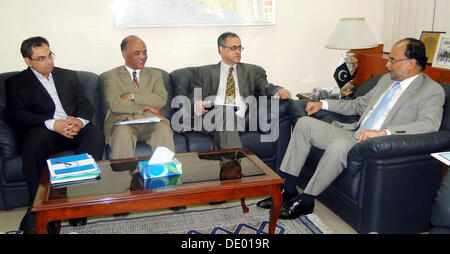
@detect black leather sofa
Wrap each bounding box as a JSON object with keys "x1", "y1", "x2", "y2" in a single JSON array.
[
  {"x1": 0, "y1": 67, "x2": 292, "y2": 211},
  {"x1": 430, "y1": 167, "x2": 450, "y2": 234},
  {"x1": 290, "y1": 74, "x2": 450, "y2": 233}
]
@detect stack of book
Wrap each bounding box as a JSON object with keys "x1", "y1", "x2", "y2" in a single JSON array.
[{"x1": 46, "y1": 153, "x2": 101, "y2": 186}]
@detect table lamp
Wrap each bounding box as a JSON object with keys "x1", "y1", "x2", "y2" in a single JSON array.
[{"x1": 325, "y1": 17, "x2": 378, "y2": 94}]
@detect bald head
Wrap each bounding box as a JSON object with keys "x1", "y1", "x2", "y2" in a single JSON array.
[{"x1": 121, "y1": 35, "x2": 147, "y2": 70}]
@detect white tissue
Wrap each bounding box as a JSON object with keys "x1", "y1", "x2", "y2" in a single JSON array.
[{"x1": 148, "y1": 147, "x2": 175, "y2": 165}]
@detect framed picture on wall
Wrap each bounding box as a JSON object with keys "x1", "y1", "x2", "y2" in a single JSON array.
[
  {"x1": 432, "y1": 34, "x2": 450, "y2": 70},
  {"x1": 420, "y1": 31, "x2": 445, "y2": 64}
]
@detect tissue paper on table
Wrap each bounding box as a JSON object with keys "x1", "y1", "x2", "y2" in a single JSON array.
[{"x1": 138, "y1": 147, "x2": 182, "y2": 179}]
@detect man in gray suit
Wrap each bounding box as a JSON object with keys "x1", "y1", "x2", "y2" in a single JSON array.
[
  {"x1": 190, "y1": 32, "x2": 292, "y2": 149},
  {"x1": 257, "y1": 38, "x2": 445, "y2": 219}
]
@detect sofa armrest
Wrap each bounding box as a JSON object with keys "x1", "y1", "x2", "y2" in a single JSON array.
[
  {"x1": 347, "y1": 131, "x2": 450, "y2": 176},
  {"x1": 0, "y1": 121, "x2": 20, "y2": 159}
]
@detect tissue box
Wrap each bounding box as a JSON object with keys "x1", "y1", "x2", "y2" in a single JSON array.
[
  {"x1": 138, "y1": 158, "x2": 182, "y2": 180},
  {"x1": 143, "y1": 175, "x2": 183, "y2": 190}
]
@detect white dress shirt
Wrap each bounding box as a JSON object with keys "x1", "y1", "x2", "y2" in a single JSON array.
[
  {"x1": 124, "y1": 65, "x2": 142, "y2": 82},
  {"x1": 214, "y1": 61, "x2": 247, "y2": 118},
  {"x1": 194, "y1": 61, "x2": 281, "y2": 118},
  {"x1": 31, "y1": 68, "x2": 89, "y2": 131},
  {"x1": 322, "y1": 74, "x2": 419, "y2": 135}
]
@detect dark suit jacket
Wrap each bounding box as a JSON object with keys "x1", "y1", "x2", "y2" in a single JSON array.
[
  {"x1": 190, "y1": 62, "x2": 282, "y2": 105},
  {"x1": 5, "y1": 67, "x2": 93, "y2": 133}
]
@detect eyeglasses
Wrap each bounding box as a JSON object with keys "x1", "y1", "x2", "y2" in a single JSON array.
[
  {"x1": 221, "y1": 45, "x2": 244, "y2": 52},
  {"x1": 29, "y1": 52, "x2": 55, "y2": 62},
  {"x1": 388, "y1": 57, "x2": 410, "y2": 63}
]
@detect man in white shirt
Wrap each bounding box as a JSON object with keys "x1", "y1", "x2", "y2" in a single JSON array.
[
  {"x1": 256, "y1": 38, "x2": 445, "y2": 220},
  {"x1": 190, "y1": 32, "x2": 291, "y2": 149},
  {"x1": 5, "y1": 36, "x2": 105, "y2": 233}
]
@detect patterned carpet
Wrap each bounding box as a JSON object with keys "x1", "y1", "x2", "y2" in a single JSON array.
[{"x1": 59, "y1": 202, "x2": 331, "y2": 234}]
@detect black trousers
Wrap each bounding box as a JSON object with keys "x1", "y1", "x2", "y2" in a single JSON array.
[{"x1": 20, "y1": 124, "x2": 105, "y2": 204}]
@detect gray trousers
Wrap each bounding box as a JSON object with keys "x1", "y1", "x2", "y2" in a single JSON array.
[
  {"x1": 110, "y1": 121, "x2": 175, "y2": 159},
  {"x1": 280, "y1": 116, "x2": 356, "y2": 196},
  {"x1": 201, "y1": 106, "x2": 244, "y2": 150}
]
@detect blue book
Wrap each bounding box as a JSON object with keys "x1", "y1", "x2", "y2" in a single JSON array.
[{"x1": 47, "y1": 153, "x2": 100, "y2": 179}]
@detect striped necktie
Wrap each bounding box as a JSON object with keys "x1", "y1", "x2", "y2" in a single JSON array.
[
  {"x1": 132, "y1": 71, "x2": 139, "y2": 92},
  {"x1": 352, "y1": 81, "x2": 401, "y2": 141},
  {"x1": 225, "y1": 67, "x2": 236, "y2": 104}
]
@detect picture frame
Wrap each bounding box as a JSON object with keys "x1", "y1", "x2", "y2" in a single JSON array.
[
  {"x1": 420, "y1": 31, "x2": 445, "y2": 64},
  {"x1": 432, "y1": 34, "x2": 450, "y2": 70}
]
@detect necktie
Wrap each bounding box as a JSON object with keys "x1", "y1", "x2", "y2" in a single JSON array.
[
  {"x1": 225, "y1": 67, "x2": 236, "y2": 104},
  {"x1": 132, "y1": 71, "x2": 139, "y2": 92},
  {"x1": 352, "y1": 81, "x2": 401, "y2": 141}
]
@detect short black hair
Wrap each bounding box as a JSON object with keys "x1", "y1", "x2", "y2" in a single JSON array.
[
  {"x1": 398, "y1": 38, "x2": 428, "y2": 71},
  {"x1": 20, "y1": 36, "x2": 49, "y2": 58},
  {"x1": 217, "y1": 32, "x2": 240, "y2": 53}
]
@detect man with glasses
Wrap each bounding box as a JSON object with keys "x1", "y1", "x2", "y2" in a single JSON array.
[
  {"x1": 256, "y1": 38, "x2": 445, "y2": 219},
  {"x1": 4, "y1": 36, "x2": 105, "y2": 233},
  {"x1": 190, "y1": 31, "x2": 292, "y2": 149}
]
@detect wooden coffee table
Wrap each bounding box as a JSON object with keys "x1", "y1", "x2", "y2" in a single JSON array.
[{"x1": 31, "y1": 148, "x2": 283, "y2": 234}]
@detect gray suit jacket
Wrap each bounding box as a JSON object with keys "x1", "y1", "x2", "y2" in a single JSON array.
[
  {"x1": 190, "y1": 62, "x2": 282, "y2": 105},
  {"x1": 103, "y1": 66, "x2": 169, "y2": 144},
  {"x1": 327, "y1": 73, "x2": 444, "y2": 134}
]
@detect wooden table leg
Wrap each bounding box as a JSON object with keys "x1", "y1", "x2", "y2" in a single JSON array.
[
  {"x1": 269, "y1": 184, "x2": 282, "y2": 234},
  {"x1": 240, "y1": 198, "x2": 249, "y2": 213},
  {"x1": 35, "y1": 212, "x2": 49, "y2": 234}
]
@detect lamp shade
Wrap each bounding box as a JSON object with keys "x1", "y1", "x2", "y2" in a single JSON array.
[{"x1": 325, "y1": 17, "x2": 378, "y2": 50}]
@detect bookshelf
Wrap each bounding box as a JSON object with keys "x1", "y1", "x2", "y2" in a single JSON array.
[{"x1": 351, "y1": 44, "x2": 450, "y2": 86}]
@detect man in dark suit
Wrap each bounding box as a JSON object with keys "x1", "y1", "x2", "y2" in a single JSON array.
[
  {"x1": 190, "y1": 32, "x2": 292, "y2": 149},
  {"x1": 5, "y1": 37, "x2": 105, "y2": 233}
]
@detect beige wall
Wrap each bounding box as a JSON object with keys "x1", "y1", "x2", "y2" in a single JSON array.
[{"x1": 0, "y1": 0, "x2": 384, "y2": 93}]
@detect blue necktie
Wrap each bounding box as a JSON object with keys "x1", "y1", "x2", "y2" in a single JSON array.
[{"x1": 352, "y1": 82, "x2": 401, "y2": 141}]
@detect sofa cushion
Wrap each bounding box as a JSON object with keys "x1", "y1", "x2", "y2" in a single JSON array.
[
  {"x1": 170, "y1": 67, "x2": 196, "y2": 98},
  {"x1": 183, "y1": 132, "x2": 214, "y2": 152},
  {"x1": 431, "y1": 168, "x2": 450, "y2": 233},
  {"x1": 439, "y1": 83, "x2": 450, "y2": 131},
  {"x1": 0, "y1": 72, "x2": 20, "y2": 119},
  {"x1": 152, "y1": 67, "x2": 173, "y2": 119},
  {"x1": 240, "y1": 132, "x2": 275, "y2": 159},
  {"x1": 76, "y1": 71, "x2": 105, "y2": 129},
  {"x1": 3, "y1": 156, "x2": 24, "y2": 183},
  {"x1": 0, "y1": 122, "x2": 20, "y2": 159},
  {"x1": 353, "y1": 74, "x2": 383, "y2": 97}
]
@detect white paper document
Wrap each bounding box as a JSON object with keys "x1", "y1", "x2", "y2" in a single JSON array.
[
  {"x1": 148, "y1": 146, "x2": 175, "y2": 165},
  {"x1": 114, "y1": 116, "x2": 161, "y2": 126},
  {"x1": 431, "y1": 151, "x2": 450, "y2": 166}
]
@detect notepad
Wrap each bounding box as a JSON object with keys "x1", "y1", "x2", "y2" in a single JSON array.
[
  {"x1": 114, "y1": 116, "x2": 161, "y2": 126},
  {"x1": 431, "y1": 151, "x2": 450, "y2": 166}
]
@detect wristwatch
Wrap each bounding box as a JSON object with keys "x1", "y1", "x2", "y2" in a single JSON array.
[{"x1": 130, "y1": 93, "x2": 135, "y2": 101}]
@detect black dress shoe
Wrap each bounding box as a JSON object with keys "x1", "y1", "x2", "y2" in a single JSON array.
[
  {"x1": 19, "y1": 209, "x2": 36, "y2": 234},
  {"x1": 256, "y1": 188, "x2": 298, "y2": 209},
  {"x1": 69, "y1": 217, "x2": 87, "y2": 227},
  {"x1": 169, "y1": 206, "x2": 186, "y2": 211},
  {"x1": 19, "y1": 209, "x2": 58, "y2": 234},
  {"x1": 209, "y1": 201, "x2": 226, "y2": 205},
  {"x1": 279, "y1": 195, "x2": 314, "y2": 220}
]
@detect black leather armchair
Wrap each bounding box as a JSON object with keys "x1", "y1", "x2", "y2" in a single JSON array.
[{"x1": 291, "y1": 74, "x2": 450, "y2": 233}]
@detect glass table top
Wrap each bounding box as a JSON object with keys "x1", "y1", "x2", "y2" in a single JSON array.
[{"x1": 48, "y1": 150, "x2": 266, "y2": 200}]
